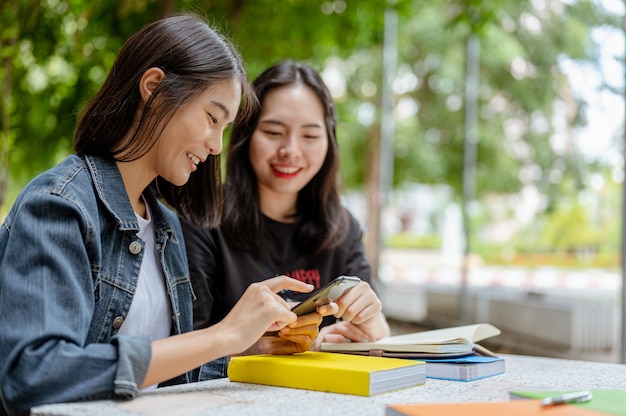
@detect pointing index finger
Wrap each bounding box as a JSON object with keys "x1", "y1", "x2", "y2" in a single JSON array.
[{"x1": 261, "y1": 275, "x2": 314, "y2": 294}]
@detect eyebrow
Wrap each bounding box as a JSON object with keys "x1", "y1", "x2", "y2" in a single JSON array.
[
  {"x1": 211, "y1": 100, "x2": 231, "y2": 119},
  {"x1": 259, "y1": 119, "x2": 323, "y2": 129}
]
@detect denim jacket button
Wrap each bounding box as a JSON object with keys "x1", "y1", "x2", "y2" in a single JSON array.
[
  {"x1": 112, "y1": 316, "x2": 124, "y2": 329},
  {"x1": 129, "y1": 241, "x2": 142, "y2": 254}
]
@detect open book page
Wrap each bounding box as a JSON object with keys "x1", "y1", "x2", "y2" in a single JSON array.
[
  {"x1": 320, "y1": 323, "x2": 500, "y2": 354},
  {"x1": 376, "y1": 323, "x2": 500, "y2": 344}
]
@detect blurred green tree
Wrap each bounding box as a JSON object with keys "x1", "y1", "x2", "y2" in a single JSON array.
[{"x1": 1, "y1": 0, "x2": 620, "y2": 241}]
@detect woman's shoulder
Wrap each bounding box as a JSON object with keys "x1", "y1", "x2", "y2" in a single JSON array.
[
  {"x1": 24, "y1": 154, "x2": 87, "y2": 184},
  {"x1": 15, "y1": 155, "x2": 94, "y2": 202},
  {"x1": 178, "y1": 213, "x2": 226, "y2": 247},
  {"x1": 3, "y1": 156, "x2": 100, "y2": 231}
]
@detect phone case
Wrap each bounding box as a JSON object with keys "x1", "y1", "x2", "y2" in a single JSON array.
[{"x1": 290, "y1": 276, "x2": 361, "y2": 315}]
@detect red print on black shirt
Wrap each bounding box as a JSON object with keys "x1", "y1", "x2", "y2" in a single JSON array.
[{"x1": 286, "y1": 269, "x2": 321, "y2": 288}]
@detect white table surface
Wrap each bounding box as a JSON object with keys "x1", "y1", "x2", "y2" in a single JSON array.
[{"x1": 30, "y1": 354, "x2": 626, "y2": 416}]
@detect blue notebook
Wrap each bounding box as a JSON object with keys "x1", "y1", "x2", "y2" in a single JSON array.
[{"x1": 422, "y1": 355, "x2": 505, "y2": 381}]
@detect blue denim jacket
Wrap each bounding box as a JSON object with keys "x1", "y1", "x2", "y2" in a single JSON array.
[{"x1": 0, "y1": 155, "x2": 194, "y2": 415}]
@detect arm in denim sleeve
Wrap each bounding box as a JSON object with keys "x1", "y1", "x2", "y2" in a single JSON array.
[{"x1": 0, "y1": 190, "x2": 151, "y2": 414}]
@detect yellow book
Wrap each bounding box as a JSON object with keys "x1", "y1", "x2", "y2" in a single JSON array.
[{"x1": 228, "y1": 351, "x2": 425, "y2": 396}]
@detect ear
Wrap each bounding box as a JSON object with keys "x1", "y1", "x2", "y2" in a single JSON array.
[{"x1": 139, "y1": 67, "x2": 165, "y2": 103}]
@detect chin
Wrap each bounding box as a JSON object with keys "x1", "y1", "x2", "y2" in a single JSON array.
[{"x1": 167, "y1": 174, "x2": 191, "y2": 187}]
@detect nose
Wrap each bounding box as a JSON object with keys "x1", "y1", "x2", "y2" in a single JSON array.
[
  {"x1": 206, "y1": 129, "x2": 223, "y2": 155},
  {"x1": 278, "y1": 135, "x2": 299, "y2": 158}
]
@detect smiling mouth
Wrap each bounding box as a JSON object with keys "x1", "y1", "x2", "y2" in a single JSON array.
[
  {"x1": 272, "y1": 165, "x2": 300, "y2": 175},
  {"x1": 187, "y1": 152, "x2": 201, "y2": 166}
]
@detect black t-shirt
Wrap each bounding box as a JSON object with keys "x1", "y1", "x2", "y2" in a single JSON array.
[{"x1": 181, "y1": 211, "x2": 372, "y2": 330}]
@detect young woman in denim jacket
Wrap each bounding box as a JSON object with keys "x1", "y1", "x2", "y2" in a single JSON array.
[{"x1": 0, "y1": 15, "x2": 334, "y2": 415}]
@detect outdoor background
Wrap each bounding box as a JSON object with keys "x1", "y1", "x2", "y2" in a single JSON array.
[{"x1": 1, "y1": 0, "x2": 625, "y2": 360}]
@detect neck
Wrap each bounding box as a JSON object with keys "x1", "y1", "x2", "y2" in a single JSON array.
[
  {"x1": 117, "y1": 159, "x2": 154, "y2": 219},
  {"x1": 259, "y1": 187, "x2": 297, "y2": 223}
]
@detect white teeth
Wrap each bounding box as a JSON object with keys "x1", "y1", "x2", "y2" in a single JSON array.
[
  {"x1": 187, "y1": 152, "x2": 200, "y2": 166},
  {"x1": 273, "y1": 165, "x2": 299, "y2": 174}
]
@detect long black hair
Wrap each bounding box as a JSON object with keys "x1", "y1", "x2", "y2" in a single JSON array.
[
  {"x1": 222, "y1": 60, "x2": 348, "y2": 256},
  {"x1": 74, "y1": 13, "x2": 257, "y2": 227}
]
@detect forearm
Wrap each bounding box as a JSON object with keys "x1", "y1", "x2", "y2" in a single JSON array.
[
  {"x1": 143, "y1": 322, "x2": 242, "y2": 387},
  {"x1": 145, "y1": 276, "x2": 314, "y2": 387}
]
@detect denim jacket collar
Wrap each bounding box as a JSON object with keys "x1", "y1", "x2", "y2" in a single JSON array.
[
  {"x1": 85, "y1": 155, "x2": 138, "y2": 231},
  {"x1": 84, "y1": 155, "x2": 178, "y2": 243}
]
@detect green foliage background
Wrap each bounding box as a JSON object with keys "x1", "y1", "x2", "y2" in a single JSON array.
[{"x1": 1, "y1": 0, "x2": 622, "y2": 266}]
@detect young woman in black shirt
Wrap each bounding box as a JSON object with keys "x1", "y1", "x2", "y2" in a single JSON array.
[{"x1": 182, "y1": 61, "x2": 390, "y2": 379}]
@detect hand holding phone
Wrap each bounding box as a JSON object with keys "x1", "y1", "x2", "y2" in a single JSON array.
[
  {"x1": 263, "y1": 276, "x2": 361, "y2": 337},
  {"x1": 290, "y1": 276, "x2": 361, "y2": 316}
]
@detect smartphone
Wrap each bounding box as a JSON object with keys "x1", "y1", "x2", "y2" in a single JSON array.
[{"x1": 290, "y1": 275, "x2": 361, "y2": 316}]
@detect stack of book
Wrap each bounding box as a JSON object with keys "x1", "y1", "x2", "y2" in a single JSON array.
[
  {"x1": 320, "y1": 323, "x2": 505, "y2": 382},
  {"x1": 228, "y1": 323, "x2": 504, "y2": 398}
]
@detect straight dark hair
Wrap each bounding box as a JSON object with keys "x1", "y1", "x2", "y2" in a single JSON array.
[
  {"x1": 223, "y1": 60, "x2": 348, "y2": 256},
  {"x1": 74, "y1": 13, "x2": 257, "y2": 227}
]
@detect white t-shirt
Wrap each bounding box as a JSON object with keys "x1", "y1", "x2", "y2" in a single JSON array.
[{"x1": 118, "y1": 200, "x2": 172, "y2": 389}]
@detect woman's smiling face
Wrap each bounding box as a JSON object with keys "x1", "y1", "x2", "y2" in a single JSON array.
[
  {"x1": 248, "y1": 83, "x2": 329, "y2": 201},
  {"x1": 151, "y1": 78, "x2": 241, "y2": 186}
]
